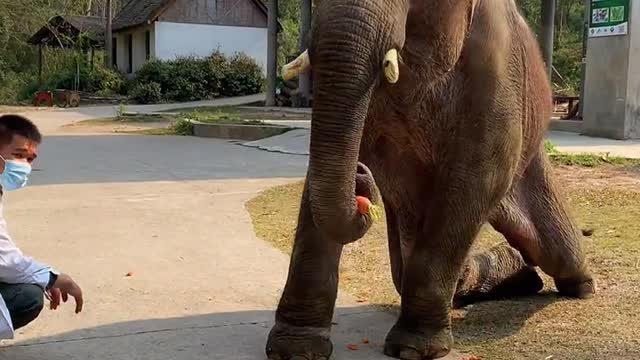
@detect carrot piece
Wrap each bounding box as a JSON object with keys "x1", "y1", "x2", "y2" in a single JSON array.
[
  {"x1": 355, "y1": 196, "x2": 382, "y2": 222},
  {"x1": 355, "y1": 196, "x2": 371, "y2": 215}
]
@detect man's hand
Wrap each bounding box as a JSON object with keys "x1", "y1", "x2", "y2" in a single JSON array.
[{"x1": 47, "y1": 273, "x2": 83, "y2": 313}]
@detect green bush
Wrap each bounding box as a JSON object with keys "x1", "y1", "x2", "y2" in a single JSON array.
[
  {"x1": 89, "y1": 67, "x2": 127, "y2": 95},
  {"x1": 15, "y1": 62, "x2": 129, "y2": 102},
  {"x1": 204, "y1": 50, "x2": 229, "y2": 97},
  {"x1": 171, "y1": 119, "x2": 194, "y2": 136},
  {"x1": 130, "y1": 81, "x2": 162, "y2": 104},
  {"x1": 222, "y1": 53, "x2": 265, "y2": 97},
  {"x1": 132, "y1": 50, "x2": 264, "y2": 103},
  {"x1": 135, "y1": 59, "x2": 173, "y2": 90},
  {"x1": 165, "y1": 56, "x2": 209, "y2": 101},
  {"x1": 0, "y1": 70, "x2": 30, "y2": 105}
]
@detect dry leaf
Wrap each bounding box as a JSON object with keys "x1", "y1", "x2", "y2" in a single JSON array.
[{"x1": 347, "y1": 344, "x2": 358, "y2": 351}]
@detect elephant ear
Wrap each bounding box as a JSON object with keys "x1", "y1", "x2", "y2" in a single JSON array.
[{"x1": 403, "y1": 0, "x2": 478, "y2": 79}]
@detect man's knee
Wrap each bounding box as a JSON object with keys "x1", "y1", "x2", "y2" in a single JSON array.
[{"x1": 0, "y1": 283, "x2": 45, "y2": 330}]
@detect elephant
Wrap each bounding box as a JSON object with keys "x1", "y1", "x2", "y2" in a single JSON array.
[{"x1": 267, "y1": 0, "x2": 596, "y2": 359}]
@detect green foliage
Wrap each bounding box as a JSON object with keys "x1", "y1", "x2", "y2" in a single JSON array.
[
  {"x1": 544, "y1": 140, "x2": 558, "y2": 154},
  {"x1": 130, "y1": 81, "x2": 162, "y2": 104},
  {"x1": 90, "y1": 67, "x2": 127, "y2": 95},
  {"x1": 171, "y1": 119, "x2": 194, "y2": 136},
  {"x1": 223, "y1": 53, "x2": 265, "y2": 96},
  {"x1": 516, "y1": 0, "x2": 586, "y2": 95},
  {"x1": 133, "y1": 50, "x2": 264, "y2": 103},
  {"x1": 545, "y1": 139, "x2": 640, "y2": 168}
]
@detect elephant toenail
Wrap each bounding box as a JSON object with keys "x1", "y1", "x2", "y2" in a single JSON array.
[{"x1": 399, "y1": 347, "x2": 422, "y2": 360}]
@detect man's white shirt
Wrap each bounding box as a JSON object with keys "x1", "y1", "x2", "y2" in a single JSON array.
[{"x1": 0, "y1": 193, "x2": 53, "y2": 339}]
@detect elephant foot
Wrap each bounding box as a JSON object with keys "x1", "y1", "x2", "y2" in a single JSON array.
[
  {"x1": 555, "y1": 274, "x2": 596, "y2": 299},
  {"x1": 266, "y1": 322, "x2": 333, "y2": 360},
  {"x1": 383, "y1": 323, "x2": 453, "y2": 360}
]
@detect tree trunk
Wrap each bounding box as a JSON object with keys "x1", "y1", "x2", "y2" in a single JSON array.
[
  {"x1": 541, "y1": 0, "x2": 556, "y2": 80},
  {"x1": 266, "y1": 0, "x2": 278, "y2": 106},
  {"x1": 105, "y1": 0, "x2": 113, "y2": 68}
]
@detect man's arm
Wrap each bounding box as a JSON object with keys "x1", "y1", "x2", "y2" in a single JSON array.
[
  {"x1": 0, "y1": 230, "x2": 55, "y2": 290},
  {"x1": 0, "y1": 230, "x2": 83, "y2": 313}
]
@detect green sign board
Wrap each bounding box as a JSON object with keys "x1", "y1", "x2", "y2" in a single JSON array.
[{"x1": 589, "y1": 0, "x2": 630, "y2": 37}]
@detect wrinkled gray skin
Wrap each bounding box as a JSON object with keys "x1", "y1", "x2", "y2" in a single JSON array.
[{"x1": 266, "y1": 0, "x2": 595, "y2": 359}]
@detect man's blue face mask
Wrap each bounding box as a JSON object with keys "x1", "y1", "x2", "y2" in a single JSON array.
[{"x1": 0, "y1": 154, "x2": 32, "y2": 191}]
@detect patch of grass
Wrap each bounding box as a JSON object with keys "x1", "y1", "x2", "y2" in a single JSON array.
[
  {"x1": 246, "y1": 165, "x2": 640, "y2": 359},
  {"x1": 126, "y1": 119, "x2": 193, "y2": 136},
  {"x1": 180, "y1": 107, "x2": 266, "y2": 125},
  {"x1": 164, "y1": 106, "x2": 311, "y2": 121},
  {"x1": 545, "y1": 139, "x2": 640, "y2": 168},
  {"x1": 72, "y1": 114, "x2": 172, "y2": 125},
  {"x1": 171, "y1": 119, "x2": 194, "y2": 135}
]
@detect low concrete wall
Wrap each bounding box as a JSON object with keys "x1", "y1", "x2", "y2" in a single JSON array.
[
  {"x1": 548, "y1": 119, "x2": 582, "y2": 133},
  {"x1": 192, "y1": 122, "x2": 292, "y2": 141}
]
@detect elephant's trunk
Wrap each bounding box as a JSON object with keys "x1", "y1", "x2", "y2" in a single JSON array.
[{"x1": 307, "y1": 3, "x2": 391, "y2": 244}]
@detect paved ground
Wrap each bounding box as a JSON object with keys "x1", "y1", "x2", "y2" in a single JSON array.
[
  {"x1": 4, "y1": 98, "x2": 637, "y2": 359},
  {"x1": 0, "y1": 100, "x2": 466, "y2": 360},
  {"x1": 3, "y1": 94, "x2": 266, "y2": 135},
  {"x1": 244, "y1": 127, "x2": 640, "y2": 158}
]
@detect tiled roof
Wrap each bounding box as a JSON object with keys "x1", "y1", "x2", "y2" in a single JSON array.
[{"x1": 112, "y1": 0, "x2": 271, "y2": 31}]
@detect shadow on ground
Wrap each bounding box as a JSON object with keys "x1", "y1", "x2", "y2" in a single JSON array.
[
  {"x1": 29, "y1": 135, "x2": 308, "y2": 186},
  {"x1": 3, "y1": 306, "x2": 391, "y2": 360},
  {"x1": 380, "y1": 291, "x2": 559, "y2": 348},
  {"x1": 453, "y1": 291, "x2": 559, "y2": 343},
  {"x1": 1, "y1": 295, "x2": 563, "y2": 360}
]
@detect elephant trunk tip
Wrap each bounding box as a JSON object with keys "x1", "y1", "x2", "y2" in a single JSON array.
[{"x1": 309, "y1": 163, "x2": 380, "y2": 245}]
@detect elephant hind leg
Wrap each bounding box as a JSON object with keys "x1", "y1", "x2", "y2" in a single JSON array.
[
  {"x1": 453, "y1": 244, "x2": 543, "y2": 308},
  {"x1": 490, "y1": 152, "x2": 595, "y2": 299}
]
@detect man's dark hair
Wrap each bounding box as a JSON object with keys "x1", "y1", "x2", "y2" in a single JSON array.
[{"x1": 0, "y1": 114, "x2": 42, "y2": 146}]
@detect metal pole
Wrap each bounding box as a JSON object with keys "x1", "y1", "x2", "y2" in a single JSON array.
[
  {"x1": 105, "y1": 0, "x2": 113, "y2": 68},
  {"x1": 298, "y1": 0, "x2": 312, "y2": 107},
  {"x1": 266, "y1": 0, "x2": 278, "y2": 106},
  {"x1": 541, "y1": 0, "x2": 556, "y2": 80},
  {"x1": 579, "y1": 0, "x2": 590, "y2": 119}
]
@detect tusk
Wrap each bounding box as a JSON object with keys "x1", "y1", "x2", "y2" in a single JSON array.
[
  {"x1": 383, "y1": 49, "x2": 400, "y2": 83},
  {"x1": 282, "y1": 50, "x2": 311, "y2": 81}
]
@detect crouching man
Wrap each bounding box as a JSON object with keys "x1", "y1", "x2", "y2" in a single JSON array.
[{"x1": 0, "y1": 114, "x2": 83, "y2": 340}]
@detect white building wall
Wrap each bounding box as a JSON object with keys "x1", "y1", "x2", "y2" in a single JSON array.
[
  {"x1": 154, "y1": 21, "x2": 268, "y2": 75},
  {"x1": 114, "y1": 24, "x2": 155, "y2": 76}
]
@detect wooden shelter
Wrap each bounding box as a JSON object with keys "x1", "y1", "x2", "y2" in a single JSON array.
[{"x1": 27, "y1": 15, "x2": 106, "y2": 86}]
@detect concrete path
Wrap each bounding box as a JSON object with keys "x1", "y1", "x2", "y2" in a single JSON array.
[
  {"x1": 3, "y1": 94, "x2": 265, "y2": 135},
  {"x1": 242, "y1": 127, "x2": 640, "y2": 159},
  {"x1": 0, "y1": 112, "x2": 465, "y2": 359},
  {"x1": 546, "y1": 130, "x2": 640, "y2": 158}
]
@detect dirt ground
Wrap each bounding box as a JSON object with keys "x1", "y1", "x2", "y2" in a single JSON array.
[
  {"x1": 246, "y1": 163, "x2": 640, "y2": 360},
  {"x1": 0, "y1": 105, "x2": 53, "y2": 114},
  {"x1": 58, "y1": 115, "x2": 174, "y2": 135}
]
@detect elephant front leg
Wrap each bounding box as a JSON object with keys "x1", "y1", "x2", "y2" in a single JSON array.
[
  {"x1": 266, "y1": 181, "x2": 342, "y2": 360},
  {"x1": 267, "y1": 163, "x2": 379, "y2": 360},
  {"x1": 384, "y1": 176, "x2": 512, "y2": 360}
]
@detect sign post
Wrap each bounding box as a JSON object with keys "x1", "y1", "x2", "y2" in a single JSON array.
[
  {"x1": 588, "y1": 0, "x2": 630, "y2": 37},
  {"x1": 583, "y1": 0, "x2": 640, "y2": 139}
]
